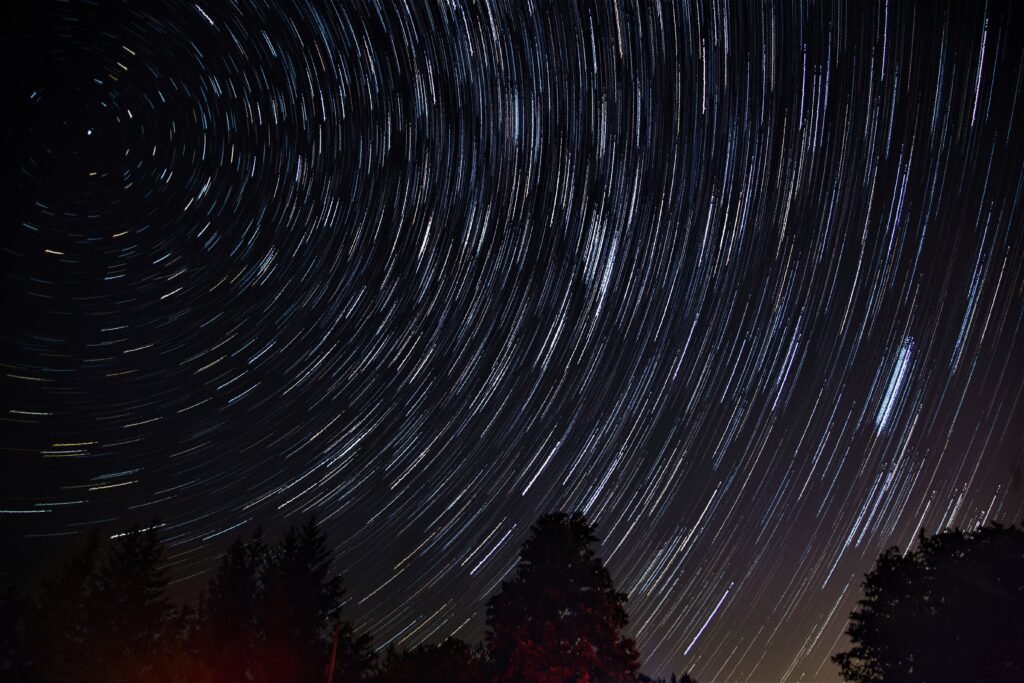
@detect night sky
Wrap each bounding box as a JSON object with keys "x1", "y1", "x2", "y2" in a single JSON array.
[{"x1": 3, "y1": 1, "x2": 1024, "y2": 680}]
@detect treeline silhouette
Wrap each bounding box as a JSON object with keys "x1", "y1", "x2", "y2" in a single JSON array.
[
  {"x1": 0, "y1": 512, "x2": 698, "y2": 683},
  {"x1": 833, "y1": 521, "x2": 1024, "y2": 683},
  {"x1": 5, "y1": 513, "x2": 1021, "y2": 682}
]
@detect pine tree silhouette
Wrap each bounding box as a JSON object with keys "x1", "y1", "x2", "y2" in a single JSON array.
[
  {"x1": 28, "y1": 531, "x2": 101, "y2": 682},
  {"x1": 196, "y1": 528, "x2": 266, "y2": 681},
  {"x1": 256, "y1": 516, "x2": 373, "y2": 683},
  {"x1": 88, "y1": 524, "x2": 176, "y2": 682},
  {"x1": 486, "y1": 512, "x2": 641, "y2": 683}
]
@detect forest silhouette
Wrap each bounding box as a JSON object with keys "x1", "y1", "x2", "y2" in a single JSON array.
[
  {"x1": 0, "y1": 512, "x2": 696, "y2": 683},
  {"x1": 1, "y1": 513, "x2": 1022, "y2": 682},
  {"x1": 832, "y1": 522, "x2": 1024, "y2": 683}
]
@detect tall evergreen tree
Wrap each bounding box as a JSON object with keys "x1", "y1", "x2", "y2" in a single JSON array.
[
  {"x1": 26, "y1": 525, "x2": 178, "y2": 683},
  {"x1": 88, "y1": 524, "x2": 177, "y2": 682},
  {"x1": 258, "y1": 516, "x2": 373, "y2": 683},
  {"x1": 486, "y1": 512, "x2": 641, "y2": 683},
  {"x1": 28, "y1": 531, "x2": 101, "y2": 682},
  {"x1": 196, "y1": 528, "x2": 267, "y2": 681}
]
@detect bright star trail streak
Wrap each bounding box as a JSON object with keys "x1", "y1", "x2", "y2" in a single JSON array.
[{"x1": 3, "y1": 1, "x2": 1024, "y2": 680}]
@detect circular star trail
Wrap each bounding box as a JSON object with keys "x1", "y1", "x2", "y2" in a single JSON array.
[{"x1": 4, "y1": 1, "x2": 1024, "y2": 680}]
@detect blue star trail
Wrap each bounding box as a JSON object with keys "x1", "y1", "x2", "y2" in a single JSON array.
[{"x1": 3, "y1": 1, "x2": 1023, "y2": 680}]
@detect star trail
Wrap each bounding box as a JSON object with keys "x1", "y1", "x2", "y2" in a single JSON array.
[{"x1": 3, "y1": 1, "x2": 1024, "y2": 680}]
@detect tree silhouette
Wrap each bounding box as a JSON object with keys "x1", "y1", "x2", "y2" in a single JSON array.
[
  {"x1": 23, "y1": 525, "x2": 180, "y2": 683},
  {"x1": 641, "y1": 673, "x2": 698, "y2": 683},
  {"x1": 195, "y1": 528, "x2": 267, "y2": 681},
  {"x1": 27, "y1": 531, "x2": 101, "y2": 682},
  {"x1": 372, "y1": 637, "x2": 483, "y2": 683},
  {"x1": 0, "y1": 587, "x2": 31, "y2": 682},
  {"x1": 833, "y1": 522, "x2": 1024, "y2": 682},
  {"x1": 11, "y1": 513, "x2": 671, "y2": 682},
  {"x1": 486, "y1": 512, "x2": 641, "y2": 683},
  {"x1": 86, "y1": 524, "x2": 178, "y2": 682},
  {"x1": 16, "y1": 517, "x2": 376, "y2": 683},
  {"x1": 327, "y1": 621, "x2": 378, "y2": 683},
  {"x1": 257, "y1": 516, "x2": 373, "y2": 683}
]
